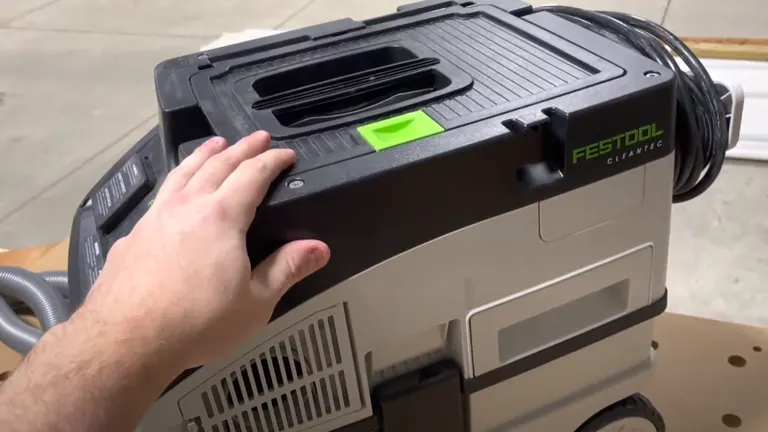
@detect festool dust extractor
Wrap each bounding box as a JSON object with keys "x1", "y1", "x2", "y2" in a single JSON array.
[{"x1": 0, "y1": 1, "x2": 743, "y2": 431}]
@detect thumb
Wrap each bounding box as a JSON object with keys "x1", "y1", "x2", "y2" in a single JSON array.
[{"x1": 250, "y1": 240, "x2": 330, "y2": 302}]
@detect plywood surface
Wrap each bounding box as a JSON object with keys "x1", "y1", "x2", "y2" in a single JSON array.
[
  {"x1": 685, "y1": 37, "x2": 768, "y2": 62},
  {"x1": 644, "y1": 313, "x2": 768, "y2": 431},
  {"x1": 0, "y1": 239, "x2": 69, "y2": 273}
]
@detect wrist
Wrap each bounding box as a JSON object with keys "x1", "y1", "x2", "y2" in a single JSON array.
[
  {"x1": 3, "y1": 303, "x2": 184, "y2": 431},
  {"x1": 57, "y1": 305, "x2": 184, "y2": 388}
]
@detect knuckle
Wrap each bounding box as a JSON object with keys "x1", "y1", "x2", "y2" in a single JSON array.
[
  {"x1": 248, "y1": 157, "x2": 271, "y2": 176},
  {"x1": 206, "y1": 198, "x2": 232, "y2": 223},
  {"x1": 283, "y1": 256, "x2": 304, "y2": 287},
  {"x1": 164, "y1": 167, "x2": 188, "y2": 186},
  {"x1": 164, "y1": 192, "x2": 188, "y2": 208},
  {"x1": 210, "y1": 153, "x2": 238, "y2": 173}
]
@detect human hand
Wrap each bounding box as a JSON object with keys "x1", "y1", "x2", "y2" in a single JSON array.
[{"x1": 73, "y1": 131, "x2": 330, "y2": 372}]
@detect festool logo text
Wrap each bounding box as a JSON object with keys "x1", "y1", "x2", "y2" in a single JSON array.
[{"x1": 572, "y1": 123, "x2": 664, "y2": 165}]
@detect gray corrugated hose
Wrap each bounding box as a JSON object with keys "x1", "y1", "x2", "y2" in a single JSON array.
[
  {"x1": 0, "y1": 298, "x2": 42, "y2": 354},
  {"x1": 0, "y1": 267, "x2": 70, "y2": 354},
  {"x1": 39, "y1": 271, "x2": 70, "y2": 300},
  {"x1": 0, "y1": 267, "x2": 68, "y2": 330}
]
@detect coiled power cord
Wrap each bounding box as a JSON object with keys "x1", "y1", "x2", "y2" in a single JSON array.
[{"x1": 535, "y1": 5, "x2": 730, "y2": 203}]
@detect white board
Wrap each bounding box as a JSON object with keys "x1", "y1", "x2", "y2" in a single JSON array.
[{"x1": 698, "y1": 58, "x2": 768, "y2": 161}]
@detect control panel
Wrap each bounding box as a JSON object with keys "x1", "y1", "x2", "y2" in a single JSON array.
[{"x1": 68, "y1": 127, "x2": 165, "y2": 305}]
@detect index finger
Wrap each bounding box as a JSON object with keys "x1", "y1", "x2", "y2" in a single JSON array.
[{"x1": 215, "y1": 148, "x2": 296, "y2": 228}]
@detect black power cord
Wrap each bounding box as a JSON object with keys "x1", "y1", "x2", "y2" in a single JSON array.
[{"x1": 535, "y1": 5, "x2": 729, "y2": 203}]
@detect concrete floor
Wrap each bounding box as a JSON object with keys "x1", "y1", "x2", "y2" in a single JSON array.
[{"x1": 1, "y1": 0, "x2": 767, "y2": 324}]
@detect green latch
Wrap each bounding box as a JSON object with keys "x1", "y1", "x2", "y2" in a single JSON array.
[{"x1": 358, "y1": 110, "x2": 444, "y2": 151}]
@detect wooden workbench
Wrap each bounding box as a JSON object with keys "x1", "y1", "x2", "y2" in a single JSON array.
[{"x1": 685, "y1": 37, "x2": 768, "y2": 62}]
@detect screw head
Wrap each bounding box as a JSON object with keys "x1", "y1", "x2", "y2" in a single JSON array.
[
  {"x1": 644, "y1": 71, "x2": 661, "y2": 78},
  {"x1": 288, "y1": 179, "x2": 304, "y2": 189}
]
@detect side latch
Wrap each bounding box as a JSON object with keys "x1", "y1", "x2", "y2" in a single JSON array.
[
  {"x1": 396, "y1": 0, "x2": 531, "y2": 16},
  {"x1": 195, "y1": 53, "x2": 213, "y2": 71},
  {"x1": 473, "y1": 0, "x2": 533, "y2": 16},
  {"x1": 504, "y1": 108, "x2": 567, "y2": 189}
]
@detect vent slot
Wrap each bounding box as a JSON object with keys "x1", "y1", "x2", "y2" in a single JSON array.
[
  {"x1": 252, "y1": 57, "x2": 438, "y2": 111},
  {"x1": 328, "y1": 316, "x2": 342, "y2": 364},
  {"x1": 211, "y1": 385, "x2": 225, "y2": 414},
  {"x1": 253, "y1": 45, "x2": 418, "y2": 98},
  {"x1": 182, "y1": 304, "x2": 361, "y2": 432},
  {"x1": 271, "y1": 69, "x2": 450, "y2": 128}
]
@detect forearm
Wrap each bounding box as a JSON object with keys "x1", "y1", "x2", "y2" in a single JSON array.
[{"x1": 0, "y1": 308, "x2": 180, "y2": 432}]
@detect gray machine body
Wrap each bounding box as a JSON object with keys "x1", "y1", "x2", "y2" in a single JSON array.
[{"x1": 142, "y1": 149, "x2": 673, "y2": 431}]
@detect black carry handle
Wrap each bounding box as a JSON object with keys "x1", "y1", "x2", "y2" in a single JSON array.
[{"x1": 251, "y1": 45, "x2": 442, "y2": 123}]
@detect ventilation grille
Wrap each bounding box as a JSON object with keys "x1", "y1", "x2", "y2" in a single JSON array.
[{"x1": 181, "y1": 304, "x2": 362, "y2": 432}]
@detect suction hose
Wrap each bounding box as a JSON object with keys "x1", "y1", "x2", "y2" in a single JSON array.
[
  {"x1": 39, "y1": 271, "x2": 70, "y2": 300},
  {"x1": 0, "y1": 267, "x2": 70, "y2": 354},
  {"x1": 0, "y1": 299, "x2": 41, "y2": 354}
]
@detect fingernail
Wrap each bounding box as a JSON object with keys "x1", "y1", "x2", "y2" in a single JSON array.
[
  {"x1": 251, "y1": 130, "x2": 270, "y2": 140},
  {"x1": 201, "y1": 136, "x2": 225, "y2": 149},
  {"x1": 284, "y1": 148, "x2": 297, "y2": 161},
  {"x1": 309, "y1": 247, "x2": 327, "y2": 269}
]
